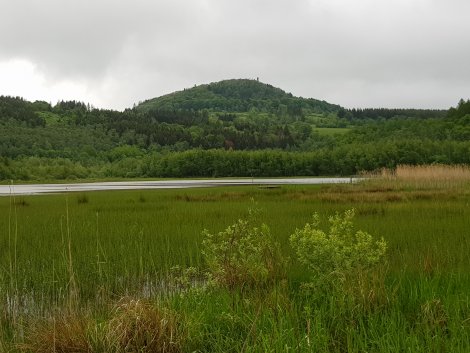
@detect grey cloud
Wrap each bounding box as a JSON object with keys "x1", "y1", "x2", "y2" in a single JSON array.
[
  {"x1": 0, "y1": 0, "x2": 469, "y2": 109},
  {"x1": 0, "y1": 0, "x2": 211, "y2": 79}
]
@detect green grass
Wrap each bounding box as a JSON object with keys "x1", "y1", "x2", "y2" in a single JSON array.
[
  {"x1": 1, "y1": 184, "x2": 470, "y2": 351},
  {"x1": 314, "y1": 127, "x2": 351, "y2": 135}
]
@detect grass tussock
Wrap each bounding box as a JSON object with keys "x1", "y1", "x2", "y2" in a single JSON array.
[
  {"x1": 419, "y1": 299, "x2": 449, "y2": 332},
  {"x1": 106, "y1": 298, "x2": 181, "y2": 353},
  {"x1": 20, "y1": 299, "x2": 182, "y2": 353},
  {"x1": 20, "y1": 312, "x2": 92, "y2": 353}
]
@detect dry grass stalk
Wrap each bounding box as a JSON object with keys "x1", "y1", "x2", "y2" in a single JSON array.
[
  {"x1": 363, "y1": 164, "x2": 470, "y2": 190},
  {"x1": 20, "y1": 312, "x2": 92, "y2": 353},
  {"x1": 388, "y1": 164, "x2": 470, "y2": 181},
  {"x1": 106, "y1": 297, "x2": 181, "y2": 353},
  {"x1": 419, "y1": 299, "x2": 449, "y2": 332},
  {"x1": 341, "y1": 264, "x2": 393, "y2": 313}
]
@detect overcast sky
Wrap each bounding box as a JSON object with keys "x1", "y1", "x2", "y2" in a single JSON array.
[{"x1": 1, "y1": 0, "x2": 469, "y2": 110}]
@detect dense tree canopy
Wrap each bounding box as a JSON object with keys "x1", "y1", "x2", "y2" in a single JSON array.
[
  {"x1": 137, "y1": 79, "x2": 339, "y2": 115},
  {"x1": 0, "y1": 96, "x2": 45, "y2": 127},
  {"x1": 0, "y1": 81, "x2": 468, "y2": 181}
]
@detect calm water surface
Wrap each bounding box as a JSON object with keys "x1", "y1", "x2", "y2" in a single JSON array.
[{"x1": 0, "y1": 177, "x2": 359, "y2": 196}]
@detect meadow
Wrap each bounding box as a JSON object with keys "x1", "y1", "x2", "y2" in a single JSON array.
[
  {"x1": 313, "y1": 127, "x2": 351, "y2": 136},
  {"x1": 1, "y1": 166, "x2": 470, "y2": 352}
]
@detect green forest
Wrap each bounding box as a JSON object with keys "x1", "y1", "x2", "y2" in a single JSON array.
[{"x1": 1, "y1": 78, "x2": 468, "y2": 181}]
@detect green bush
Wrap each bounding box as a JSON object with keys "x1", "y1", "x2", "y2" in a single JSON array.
[
  {"x1": 201, "y1": 215, "x2": 285, "y2": 291},
  {"x1": 290, "y1": 209, "x2": 387, "y2": 290}
]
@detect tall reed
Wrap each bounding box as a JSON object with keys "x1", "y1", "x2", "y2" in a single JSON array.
[{"x1": 364, "y1": 164, "x2": 470, "y2": 189}]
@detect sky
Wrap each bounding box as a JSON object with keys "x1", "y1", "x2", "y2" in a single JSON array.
[{"x1": 0, "y1": 0, "x2": 469, "y2": 110}]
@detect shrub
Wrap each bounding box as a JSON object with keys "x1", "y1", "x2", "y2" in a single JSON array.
[
  {"x1": 290, "y1": 209, "x2": 387, "y2": 292},
  {"x1": 201, "y1": 216, "x2": 285, "y2": 291}
]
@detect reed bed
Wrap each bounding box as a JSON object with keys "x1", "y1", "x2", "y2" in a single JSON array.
[
  {"x1": 393, "y1": 164, "x2": 470, "y2": 181},
  {"x1": 364, "y1": 164, "x2": 470, "y2": 190}
]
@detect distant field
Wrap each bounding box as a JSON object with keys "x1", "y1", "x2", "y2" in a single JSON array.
[
  {"x1": 314, "y1": 127, "x2": 351, "y2": 135},
  {"x1": 1, "y1": 180, "x2": 469, "y2": 351}
]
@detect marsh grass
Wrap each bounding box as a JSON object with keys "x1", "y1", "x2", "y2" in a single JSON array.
[
  {"x1": 76, "y1": 193, "x2": 89, "y2": 204},
  {"x1": 14, "y1": 198, "x2": 29, "y2": 207},
  {"x1": 174, "y1": 191, "x2": 251, "y2": 202},
  {"x1": 1, "y1": 181, "x2": 470, "y2": 351}
]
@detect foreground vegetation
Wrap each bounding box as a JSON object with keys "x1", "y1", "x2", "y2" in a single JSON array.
[{"x1": 0, "y1": 165, "x2": 470, "y2": 351}]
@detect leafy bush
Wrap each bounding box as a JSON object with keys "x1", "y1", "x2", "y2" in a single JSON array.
[
  {"x1": 201, "y1": 214, "x2": 285, "y2": 291},
  {"x1": 290, "y1": 209, "x2": 387, "y2": 291}
]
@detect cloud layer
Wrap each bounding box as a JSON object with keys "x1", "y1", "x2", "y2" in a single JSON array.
[{"x1": 1, "y1": 0, "x2": 469, "y2": 109}]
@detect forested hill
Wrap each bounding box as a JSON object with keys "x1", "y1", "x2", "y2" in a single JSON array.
[
  {"x1": 136, "y1": 79, "x2": 339, "y2": 114},
  {"x1": 0, "y1": 78, "x2": 469, "y2": 181}
]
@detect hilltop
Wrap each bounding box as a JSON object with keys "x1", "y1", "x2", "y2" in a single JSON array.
[{"x1": 136, "y1": 78, "x2": 339, "y2": 114}]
